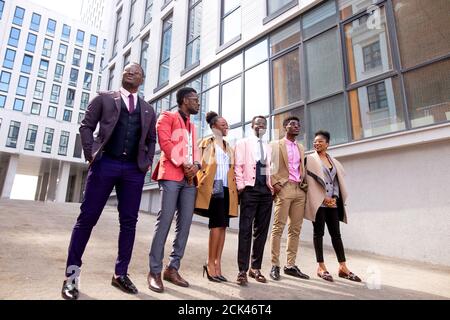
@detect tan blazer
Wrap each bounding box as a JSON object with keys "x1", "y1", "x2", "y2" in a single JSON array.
[
  {"x1": 195, "y1": 137, "x2": 238, "y2": 217},
  {"x1": 270, "y1": 139, "x2": 306, "y2": 187},
  {"x1": 304, "y1": 151, "x2": 348, "y2": 223}
]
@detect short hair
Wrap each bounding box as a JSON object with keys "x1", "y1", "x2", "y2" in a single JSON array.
[
  {"x1": 283, "y1": 116, "x2": 300, "y2": 128},
  {"x1": 315, "y1": 130, "x2": 331, "y2": 143},
  {"x1": 176, "y1": 87, "x2": 197, "y2": 106},
  {"x1": 251, "y1": 116, "x2": 267, "y2": 126},
  {"x1": 126, "y1": 62, "x2": 145, "y2": 78}
]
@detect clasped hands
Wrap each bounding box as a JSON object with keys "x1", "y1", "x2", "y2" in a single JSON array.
[
  {"x1": 323, "y1": 197, "x2": 337, "y2": 208},
  {"x1": 183, "y1": 162, "x2": 199, "y2": 180}
]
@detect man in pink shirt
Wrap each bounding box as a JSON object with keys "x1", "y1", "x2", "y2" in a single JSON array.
[{"x1": 269, "y1": 116, "x2": 309, "y2": 281}]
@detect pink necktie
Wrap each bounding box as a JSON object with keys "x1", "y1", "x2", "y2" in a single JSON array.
[{"x1": 128, "y1": 94, "x2": 135, "y2": 113}]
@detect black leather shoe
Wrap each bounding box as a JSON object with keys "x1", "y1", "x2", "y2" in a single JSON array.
[
  {"x1": 216, "y1": 275, "x2": 228, "y2": 282},
  {"x1": 61, "y1": 280, "x2": 79, "y2": 300},
  {"x1": 111, "y1": 275, "x2": 138, "y2": 294},
  {"x1": 270, "y1": 266, "x2": 280, "y2": 281},
  {"x1": 284, "y1": 266, "x2": 310, "y2": 279}
]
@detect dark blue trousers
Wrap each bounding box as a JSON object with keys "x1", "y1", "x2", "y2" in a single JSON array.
[{"x1": 65, "y1": 155, "x2": 146, "y2": 277}]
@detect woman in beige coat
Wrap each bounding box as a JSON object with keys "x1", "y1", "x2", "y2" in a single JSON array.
[
  {"x1": 195, "y1": 112, "x2": 238, "y2": 282},
  {"x1": 305, "y1": 130, "x2": 361, "y2": 283}
]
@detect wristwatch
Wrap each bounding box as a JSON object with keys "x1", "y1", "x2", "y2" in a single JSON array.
[{"x1": 194, "y1": 161, "x2": 202, "y2": 170}]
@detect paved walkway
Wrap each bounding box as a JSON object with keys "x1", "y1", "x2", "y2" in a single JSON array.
[{"x1": 0, "y1": 199, "x2": 449, "y2": 300}]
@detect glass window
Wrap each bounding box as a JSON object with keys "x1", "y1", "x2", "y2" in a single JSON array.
[
  {"x1": 47, "y1": 106, "x2": 57, "y2": 118},
  {"x1": 302, "y1": 0, "x2": 336, "y2": 39},
  {"x1": 25, "y1": 33, "x2": 38, "y2": 53},
  {"x1": 158, "y1": 14, "x2": 173, "y2": 86},
  {"x1": 42, "y1": 38, "x2": 53, "y2": 57},
  {"x1": 202, "y1": 66, "x2": 220, "y2": 91},
  {"x1": 13, "y1": 98, "x2": 24, "y2": 111},
  {"x1": 245, "y1": 39, "x2": 268, "y2": 69},
  {"x1": 139, "y1": 34, "x2": 150, "y2": 95},
  {"x1": 73, "y1": 134, "x2": 83, "y2": 158},
  {"x1": 63, "y1": 109, "x2": 73, "y2": 122},
  {"x1": 54, "y1": 64, "x2": 64, "y2": 82},
  {"x1": 270, "y1": 20, "x2": 300, "y2": 56},
  {"x1": 83, "y1": 73, "x2": 92, "y2": 91},
  {"x1": 338, "y1": 0, "x2": 378, "y2": 20},
  {"x1": 8, "y1": 27, "x2": 21, "y2": 47},
  {"x1": 245, "y1": 62, "x2": 270, "y2": 122},
  {"x1": 76, "y1": 30, "x2": 85, "y2": 46},
  {"x1": 272, "y1": 48, "x2": 301, "y2": 109},
  {"x1": 66, "y1": 88, "x2": 76, "y2": 107},
  {"x1": 267, "y1": 0, "x2": 296, "y2": 16},
  {"x1": 123, "y1": 51, "x2": 131, "y2": 67},
  {"x1": 30, "y1": 13, "x2": 41, "y2": 32},
  {"x1": 144, "y1": 0, "x2": 153, "y2": 25},
  {"x1": 308, "y1": 94, "x2": 349, "y2": 149},
  {"x1": 16, "y1": 76, "x2": 29, "y2": 96},
  {"x1": 38, "y1": 59, "x2": 49, "y2": 78},
  {"x1": 50, "y1": 84, "x2": 61, "y2": 103},
  {"x1": 221, "y1": 0, "x2": 241, "y2": 45},
  {"x1": 13, "y1": 6, "x2": 25, "y2": 26},
  {"x1": 0, "y1": 95, "x2": 5, "y2": 108},
  {"x1": 62, "y1": 24, "x2": 71, "y2": 41},
  {"x1": 201, "y1": 86, "x2": 220, "y2": 136},
  {"x1": 185, "y1": 0, "x2": 202, "y2": 68},
  {"x1": 73, "y1": 48, "x2": 82, "y2": 66},
  {"x1": 273, "y1": 106, "x2": 305, "y2": 145},
  {"x1": 305, "y1": 28, "x2": 343, "y2": 101},
  {"x1": 0, "y1": 1, "x2": 4, "y2": 20},
  {"x1": 221, "y1": 77, "x2": 242, "y2": 126},
  {"x1": 58, "y1": 44, "x2": 68, "y2": 62},
  {"x1": 47, "y1": 19, "x2": 56, "y2": 36},
  {"x1": 126, "y1": 0, "x2": 136, "y2": 42},
  {"x1": 225, "y1": 126, "x2": 243, "y2": 147},
  {"x1": 97, "y1": 75, "x2": 102, "y2": 92},
  {"x1": 344, "y1": 7, "x2": 393, "y2": 84},
  {"x1": 108, "y1": 65, "x2": 115, "y2": 90},
  {"x1": 42, "y1": 128, "x2": 54, "y2": 153},
  {"x1": 112, "y1": 8, "x2": 122, "y2": 57},
  {"x1": 58, "y1": 131, "x2": 70, "y2": 156},
  {"x1": 78, "y1": 112, "x2": 85, "y2": 125},
  {"x1": 186, "y1": 76, "x2": 202, "y2": 93},
  {"x1": 21, "y1": 55, "x2": 33, "y2": 74},
  {"x1": 393, "y1": 0, "x2": 450, "y2": 69},
  {"x1": 0, "y1": 71, "x2": 11, "y2": 92},
  {"x1": 6, "y1": 121, "x2": 21, "y2": 148},
  {"x1": 221, "y1": 53, "x2": 242, "y2": 81},
  {"x1": 80, "y1": 92, "x2": 90, "y2": 110},
  {"x1": 34, "y1": 80, "x2": 45, "y2": 100},
  {"x1": 404, "y1": 59, "x2": 450, "y2": 129},
  {"x1": 31, "y1": 102, "x2": 41, "y2": 115},
  {"x1": 86, "y1": 53, "x2": 95, "y2": 71},
  {"x1": 89, "y1": 35, "x2": 98, "y2": 51},
  {"x1": 3, "y1": 49, "x2": 16, "y2": 69},
  {"x1": 24, "y1": 125, "x2": 38, "y2": 151}
]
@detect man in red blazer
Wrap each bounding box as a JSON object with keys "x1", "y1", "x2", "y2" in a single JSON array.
[{"x1": 148, "y1": 87, "x2": 201, "y2": 293}]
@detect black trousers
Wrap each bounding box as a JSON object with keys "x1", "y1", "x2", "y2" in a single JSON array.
[
  {"x1": 313, "y1": 207, "x2": 346, "y2": 263},
  {"x1": 238, "y1": 184, "x2": 273, "y2": 272}
]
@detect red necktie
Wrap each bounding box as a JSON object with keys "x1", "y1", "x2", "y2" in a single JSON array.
[{"x1": 128, "y1": 94, "x2": 135, "y2": 113}]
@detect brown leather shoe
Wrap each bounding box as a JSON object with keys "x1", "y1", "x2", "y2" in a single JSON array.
[
  {"x1": 249, "y1": 269, "x2": 267, "y2": 283},
  {"x1": 236, "y1": 271, "x2": 248, "y2": 286},
  {"x1": 163, "y1": 266, "x2": 189, "y2": 287},
  {"x1": 147, "y1": 272, "x2": 164, "y2": 293}
]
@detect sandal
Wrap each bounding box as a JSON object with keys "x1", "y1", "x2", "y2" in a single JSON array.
[
  {"x1": 317, "y1": 270, "x2": 334, "y2": 282},
  {"x1": 249, "y1": 269, "x2": 267, "y2": 283},
  {"x1": 338, "y1": 270, "x2": 362, "y2": 282}
]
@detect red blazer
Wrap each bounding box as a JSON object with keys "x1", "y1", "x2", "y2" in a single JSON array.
[{"x1": 152, "y1": 111, "x2": 200, "y2": 182}]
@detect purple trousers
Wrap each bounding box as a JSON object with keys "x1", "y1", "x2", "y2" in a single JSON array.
[{"x1": 65, "y1": 155, "x2": 146, "y2": 277}]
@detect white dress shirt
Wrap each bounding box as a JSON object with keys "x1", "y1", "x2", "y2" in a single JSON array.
[{"x1": 249, "y1": 134, "x2": 268, "y2": 163}]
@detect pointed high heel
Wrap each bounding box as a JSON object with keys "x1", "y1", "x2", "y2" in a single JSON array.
[{"x1": 203, "y1": 264, "x2": 220, "y2": 282}]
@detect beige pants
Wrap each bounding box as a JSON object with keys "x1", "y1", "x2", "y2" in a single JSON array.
[{"x1": 271, "y1": 181, "x2": 306, "y2": 267}]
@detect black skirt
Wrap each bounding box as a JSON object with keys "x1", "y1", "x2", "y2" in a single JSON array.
[{"x1": 196, "y1": 187, "x2": 230, "y2": 229}]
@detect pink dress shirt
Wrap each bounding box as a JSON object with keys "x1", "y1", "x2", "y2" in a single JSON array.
[{"x1": 285, "y1": 138, "x2": 301, "y2": 183}]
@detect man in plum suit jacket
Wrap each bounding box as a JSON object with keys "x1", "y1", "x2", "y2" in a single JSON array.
[{"x1": 147, "y1": 87, "x2": 201, "y2": 293}]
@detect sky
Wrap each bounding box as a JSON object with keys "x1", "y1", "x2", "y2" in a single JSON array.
[{"x1": 29, "y1": 0, "x2": 83, "y2": 20}]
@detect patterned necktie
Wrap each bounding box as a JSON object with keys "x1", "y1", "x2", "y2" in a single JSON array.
[{"x1": 128, "y1": 94, "x2": 135, "y2": 113}]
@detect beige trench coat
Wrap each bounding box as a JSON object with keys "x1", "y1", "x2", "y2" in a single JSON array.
[
  {"x1": 304, "y1": 151, "x2": 348, "y2": 223},
  {"x1": 194, "y1": 137, "x2": 238, "y2": 217}
]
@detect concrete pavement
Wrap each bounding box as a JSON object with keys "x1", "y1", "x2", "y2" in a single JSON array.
[{"x1": 0, "y1": 199, "x2": 449, "y2": 300}]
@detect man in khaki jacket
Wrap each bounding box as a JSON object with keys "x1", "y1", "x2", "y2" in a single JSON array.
[{"x1": 269, "y1": 116, "x2": 309, "y2": 281}]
